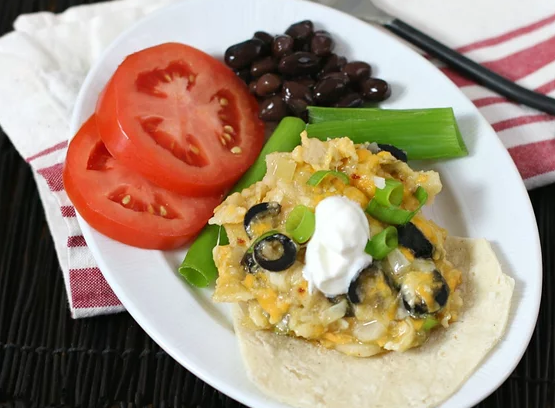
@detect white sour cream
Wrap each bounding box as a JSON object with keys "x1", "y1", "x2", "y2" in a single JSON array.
[{"x1": 303, "y1": 196, "x2": 373, "y2": 297}]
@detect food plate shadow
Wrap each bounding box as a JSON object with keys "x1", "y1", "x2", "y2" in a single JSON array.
[
  {"x1": 456, "y1": 113, "x2": 479, "y2": 156},
  {"x1": 163, "y1": 250, "x2": 234, "y2": 332}
]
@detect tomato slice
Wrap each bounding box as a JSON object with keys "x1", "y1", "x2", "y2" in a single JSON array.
[
  {"x1": 64, "y1": 115, "x2": 223, "y2": 250},
  {"x1": 96, "y1": 42, "x2": 264, "y2": 196}
]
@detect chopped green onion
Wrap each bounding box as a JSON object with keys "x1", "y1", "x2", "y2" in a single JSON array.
[
  {"x1": 374, "y1": 179, "x2": 404, "y2": 207},
  {"x1": 179, "y1": 117, "x2": 306, "y2": 287},
  {"x1": 365, "y1": 226, "x2": 398, "y2": 260},
  {"x1": 306, "y1": 108, "x2": 467, "y2": 160},
  {"x1": 422, "y1": 316, "x2": 440, "y2": 331},
  {"x1": 286, "y1": 205, "x2": 316, "y2": 244},
  {"x1": 307, "y1": 170, "x2": 350, "y2": 187},
  {"x1": 366, "y1": 186, "x2": 428, "y2": 225},
  {"x1": 178, "y1": 224, "x2": 229, "y2": 287}
]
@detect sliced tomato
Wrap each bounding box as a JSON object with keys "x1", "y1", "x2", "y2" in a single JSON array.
[
  {"x1": 96, "y1": 42, "x2": 264, "y2": 196},
  {"x1": 64, "y1": 115, "x2": 223, "y2": 250}
]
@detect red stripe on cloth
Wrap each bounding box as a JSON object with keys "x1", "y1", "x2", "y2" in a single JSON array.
[
  {"x1": 67, "y1": 235, "x2": 87, "y2": 247},
  {"x1": 509, "y1": 138, "x2": 555, "y2": 179},
  {"x1": 69, "y1": 268, "x2": 122, "y2": 308},
  {"x1": 473, "y1": 96, "x2": 509, "y2": 108},
  {"x1": 37, "y1": 163, "x2": 64, "y2": 192},
  {"x1": 457, "y1": 12, "x2": 555, "y2": 53},
  {"x1": 439, "y1": 67, "x2": 475, "y2": 87},
  {"x1": 61, "y1": 206, "x2": 76, "y2": 217},
  {"x1": 25, "y1": 141, "x2": 68, "y2": 163},
  {"x1": 492, "y1": 114, "x2": 555, "y2": 132},
  {"x1": 535, "y1": 78, "x2": 555, "y2": 94},
  {"x1": 481, "y1": 35, "x2": 555, "y2": 81}
]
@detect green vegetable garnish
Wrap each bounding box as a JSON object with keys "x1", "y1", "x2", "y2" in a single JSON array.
[
  {"x1": 374, "y1": 179, "x2": 404, "y2": 207},
  {"x1": 178, "y1": 117, "x2": 306, "y2": 287},
  {"x1": 179, "y1": 224, "x2": 229, "y2": 287},
  {"x1": 365, "y1": 226, "x2": 398, "y2": 260},
  {"x1": 306, "y1": 170, "x2": 350, "y2": 187},
  {"x1": 422, "y1": 316, "x2": 440, "y2": 331},
  {"x1": 286, "y1": 205, "x2": 316, "y2": 244},
  {"x1": 366, "y1": 187, "x2": 428, "y2": 225},
  {"x1": 306, "y1": 107, "x2": 467, "y2": 160}
]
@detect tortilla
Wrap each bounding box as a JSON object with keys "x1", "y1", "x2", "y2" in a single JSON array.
[{"x1": 232, "y1": 237, "x2": 514, "y2": 408}]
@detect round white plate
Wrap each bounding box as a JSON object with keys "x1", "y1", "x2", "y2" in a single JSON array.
[{"x1": 71, "y1": 0, "x2": 542, "y2": 407}]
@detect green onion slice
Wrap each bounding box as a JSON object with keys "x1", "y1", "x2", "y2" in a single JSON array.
[
  {"x1": 366, "y1": 186, "x2": 428, "y2": 225},
  {"x1": 365, "y1": 226, "x2": 398, "y2": 260},
  {"x1": 306, "y1": 170, "x2": 350, "y2": 187},
  {"x1": 374, "y1": 179, "x2": 404, "y2": 207},
  {"x1": 286, "y1": 205, "x2": 316, "y2": 244},
  {"x1": 422, "y1": 316, "x2": 440, "y2": 331}
]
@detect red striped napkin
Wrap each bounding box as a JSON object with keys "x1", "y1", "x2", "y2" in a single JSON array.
[{"x1": 0, "y1": 0, "x2": 553, "y2": 317}]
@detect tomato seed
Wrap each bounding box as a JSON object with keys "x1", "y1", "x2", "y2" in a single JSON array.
[
  {"x1": 164, "y1": 74, "x2": 172, "y2": 82},
  {"x1": 223, "y1": 125, "x2": 235, "y2": 134},
  {"x1": 231, "y1": 146, "x2": 242, "y2": 154},
  {"x1": 121, "y1": 195, "x2": 131, "y2": 205},
  {"x1": 220, "y1": 136, "x2": 227, "y2": 145},
  {"x1": 189, "y1": 145, "x2": 200, "y2": 154},
  {"x1": 219, "y1": 98, "x2": 229, "y2": 106},
  {"x1": 147, "y1": 205, "x2": 155, "y2": 214},
  {"x1": 189, "y1": 75, "x2": 196, "y2": 83},
  {"x1": 160, "y1": 206, "x2": 168, "y2": 217},
  {"x1": 222, "y1": 133, "x2": 232, "y2": 141}
]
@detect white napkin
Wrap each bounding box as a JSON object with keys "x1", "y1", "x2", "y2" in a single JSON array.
[{"x1": 0, "y1": 0, "x2": 553, "y2": 318}]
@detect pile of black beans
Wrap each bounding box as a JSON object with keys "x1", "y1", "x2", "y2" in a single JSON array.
[{"x1": 224, "y1": 20, "x2": 391, "y2": 122}]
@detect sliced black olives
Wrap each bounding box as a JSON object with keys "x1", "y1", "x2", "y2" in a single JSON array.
[
  {"x1": 401, "y1": 270, "x2": 450, "y2": 318},
  {"x1": 223, "y1": 23, "x2": 391, "y2": 122},
  {"x1": 397, "y1": 222, "x2": 434, "y2": 259},
  {"x1": 244, "y1": 202, "x2": 281, "y2": 239},
  {"x1": 377, "y1": 143, "x2": 408, "y2": 162},
  {"x1": 241, "y1": 251, "x2": 260, "y2": 274},
  {"x1": 253, "y1": 233, "x2": 297, "y2": 272}
]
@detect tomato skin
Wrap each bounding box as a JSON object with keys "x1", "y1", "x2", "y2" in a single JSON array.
[
  {"x1": 96, "y1": 42, "x2": 264, "y2": 196},
  {"x1": 64, "y1": 115, "x2": 223, "y2": 250}
]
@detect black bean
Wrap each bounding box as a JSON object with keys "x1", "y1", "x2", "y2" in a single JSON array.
[
  {"x1": 296, "y1": 77, "x2": 315, "y2": 89},
  {"x1": 282, "y1": 81, "x2": 313, "y2": 103},
  {"x1": 341, "y1": 61, "x2": 372, "y2": 82},
  {"x1": 313, "y1": 76, "x2": 349, "y2": 106},
  {"x1": 235, "y1": 68, "x2": 251, "y2": 84},
  {"x1": 259, "y1": 96, "x2": 288, "y2": 121},
  {"x1": 334, "y1": 92, "x2": 364, "y2": 108},
  {"x1": 256, "y1": 73, "x2": 282, "y2": 97},
  {"x1": 319, "y1": 54, "x2": 347, "y2": 76},
  {"x1": 397, "y1": 223, "x2": 433, "y2": 258},
  {"x1": 272, "y1": 35, "x2": 294, "y2": 59},
  {"x1": 360, "y1": 78, "x2": 391, "y2": 102},
  {"x1": 319, "y1": 71, "x2": 350, "y2": 84},
  {"x1": 310, "y1": 30, "x2": 334, "y2": 57},
  {"x1": 225, "y1": 38, "x2": 268, "y2": 70},
  {"x1": 278, "y1": 52, "x2": 320, "y2": 76},
  {"x1": 287, "y1": 98, "x2": 309, "y2": 121},
  {"x1": 250, "y1": 56, "x2": 277, "y2": 77},
  {"x1": 248, "y1": 81, "x2": 258, "y2": 95},
  {"x1": 285, "y1": 20, "x2": 314, "y2": 40},
  {"x1": 254, "y1": 31, "x2": 274, "y2": 47}
]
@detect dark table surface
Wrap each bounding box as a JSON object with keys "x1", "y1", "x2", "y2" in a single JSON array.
[{"x1": 1, "y1": 1, "x2": 554, "y2": 407}]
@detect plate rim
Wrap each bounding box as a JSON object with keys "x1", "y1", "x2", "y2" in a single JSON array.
[{"x1": 71, "y1": 0, "x2": 543, "y2": 407}]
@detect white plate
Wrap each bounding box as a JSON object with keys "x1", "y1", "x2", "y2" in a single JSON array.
[{"x1": 71, "y1": 0, "x2": 542, "y2": 407}]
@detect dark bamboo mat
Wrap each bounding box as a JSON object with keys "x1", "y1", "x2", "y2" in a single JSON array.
[{"x1": 0, "y1": 1, "x2": 554, "y2": 407}]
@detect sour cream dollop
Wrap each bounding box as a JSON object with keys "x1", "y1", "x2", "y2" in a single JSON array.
[{"x1": 303, "y1": 196, "x2": 373, "y2": 297}]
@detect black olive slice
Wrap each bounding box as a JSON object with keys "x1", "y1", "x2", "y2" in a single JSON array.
[
  {"x1": 243, "y1": 202, "x2": 281, "y2": 239},
  {"x1": 397, "y1": 222, "x2": 434, "y2": 259},
  {"x1": 253, "y1": 233, "x2": 297, "y2": 272},
  {"x1": 241, "y1": 251, "x2": 259, "y2": 274},
  {"x1": 401, "y1": 270, "x2": 450, "y2": 318},
  {"x1": 377, "y1": 143, "x2": 408, "y2": 162}
]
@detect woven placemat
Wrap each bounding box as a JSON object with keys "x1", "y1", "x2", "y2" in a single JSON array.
[{"x1": 0, "y1": 1, "x2": 554, "y2": 407}]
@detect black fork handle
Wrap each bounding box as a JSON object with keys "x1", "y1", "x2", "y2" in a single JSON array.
[{"x1": 384, "y1": 19, "x2": 555, "y2": 116}]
